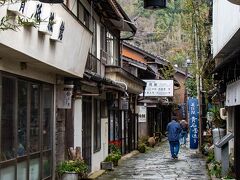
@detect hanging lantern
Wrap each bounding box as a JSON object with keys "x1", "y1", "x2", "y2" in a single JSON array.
[
  {"x1": 227, "y1": 0, "x2": 240, "y2": 5},
  {"x1": 144, "y1": 0, "x2": 167, "y2": 9},
  {"x1": 39, "y1": 0, "x2": 63, "y2": 3}
]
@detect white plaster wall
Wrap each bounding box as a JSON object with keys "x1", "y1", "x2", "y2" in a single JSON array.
[
  {"x1": 91, "y1": 118, "x2": 108, "y2": 172},
  {"x1": 74, "y1": 98, "x2": 83, "y2": 149},
  {"x1": 0, "y1": 2, "x2": 92, "y2": 78},
  {"x1": 0, "y1": 59, "x2": 56, "y2": 84},
  {"x1": 213, "y1": 0, "x2": 240, "y2": 57}
]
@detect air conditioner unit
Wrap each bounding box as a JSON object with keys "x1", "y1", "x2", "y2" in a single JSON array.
[
  {"x1": 220, "y1": 108, "x2": 227, "y2": 120},
  {"x1": 227, "y1": 0, "x2": 240, "y2": 5}
]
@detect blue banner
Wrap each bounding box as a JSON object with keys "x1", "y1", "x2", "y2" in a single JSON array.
[
  {"x1": 188, "y1": 98, "x2": 199, "y2": 149},
  {"x1": 181, "y1": 103, "x2": 186, "y2": 119}
]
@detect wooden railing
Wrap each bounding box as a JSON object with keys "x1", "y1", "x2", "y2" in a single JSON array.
[
  {"x1": 85, "y1": 54, "x2": 100, "y2": 73},
  {"x1": 85, "y1": 51, "x2": 120, "y2": 74},
  {"x1": 100, "y1": 50, "x2": 119, "y2": 66}
]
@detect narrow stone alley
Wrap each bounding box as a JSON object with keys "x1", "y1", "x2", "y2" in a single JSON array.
[{"x1": 97, "y1": 140, "x2": 210, "y2": 180}]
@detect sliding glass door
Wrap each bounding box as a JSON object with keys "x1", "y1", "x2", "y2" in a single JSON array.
[{"x1": 0, "y1": 72, "x2": 53, "y2": 180}]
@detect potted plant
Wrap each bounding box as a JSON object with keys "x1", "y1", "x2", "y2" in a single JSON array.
[
  {"x1": 101, "y1": 159, "x2": 113, "y2": 170},
  {"x1": 138, "y1": 143, "x2": 147, "y2": 153},
  {"x1": 101, "y1": 143, "x2": 121, "y2": 169},
  {"x1": 105, "y1": 152, "x2": 121, "y2": 166},
  {"x1": 101, "y1": 153, "x2": 121, "y2": 170},
  {"x1": 56, "y1": 159, "x2": 88, "y2": 180}
]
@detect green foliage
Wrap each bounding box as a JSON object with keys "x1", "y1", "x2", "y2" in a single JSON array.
[
  {"x1": 106, "y1": 143, "x2": 122, "y2": 166},
  {"x1": 209, "y1": 161, "x2": 222, "y2": 178},
  {"x1": 0, "y1": 1, "x2": 48, "y2": 31},
  {"x1": 109, "y1": 143, "x2": 121, "y2": 154},
  {"x1": 209, "y1": 106, "x2": 225, "y2": 128},
  {"x1": 159, "y1": 62, "x2": 175, "y2": 79},
  {"x1": 118, "y1": 0, "x2": 212, "y2": 91},
  {"x1": 0, "y1": 15, "x2": 18, "y2": 31},
  {"x1": 138, "y1": 143, "x2": 147, "y2": 153},
  {"x1": 138, "y1": 136, "x2": 149, "y2": 145},
  {"x1": 186, "y1": 77, "x2": 197, "y2": 97},
  {"x1": 206, "y1": 150, "x2": 214, "y2": 163},
  {"x1": 138, "y1": 136, "x2": 151, "y2": 153},
  {"x1": 105, "y1": 153, "x2": 121, "y2": 166},
  {"x1": 56, "y1": 160, "x2": 88, "y2": 177}
]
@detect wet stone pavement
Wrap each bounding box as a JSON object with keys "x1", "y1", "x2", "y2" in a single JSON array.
[{"x1": 97, "y1": 140, "x2": 210, "y2": 180}]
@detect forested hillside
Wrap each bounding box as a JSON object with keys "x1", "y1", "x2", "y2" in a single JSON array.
[{"x1": 117, "y1": 0, "x2": 211, "y2": 68}]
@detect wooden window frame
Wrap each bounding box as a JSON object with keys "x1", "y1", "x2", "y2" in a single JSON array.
[
  {"x1": 93, "y1": 99, "x2": 101, "y2": 153},
  {"x1": 0, "y1": 72, "x2": 53, "y2": 180}
]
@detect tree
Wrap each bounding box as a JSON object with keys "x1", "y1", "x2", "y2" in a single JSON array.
[{"x1": 159, "y1": 62, "x2": 175, "y2": 80}]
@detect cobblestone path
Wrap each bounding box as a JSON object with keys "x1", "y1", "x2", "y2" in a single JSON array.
[{"x1": 97, "y1": 140, "x2": 210, "y2": 180}]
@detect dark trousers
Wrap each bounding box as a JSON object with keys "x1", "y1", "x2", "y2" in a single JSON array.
[{"x1": 169, "y1": 141, "x2": 180, "y2": 158}]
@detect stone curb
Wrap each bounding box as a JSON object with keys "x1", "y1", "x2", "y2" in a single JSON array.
[
  {"x1": 87, "y1": 170, "x2": 106, "y2": 179},
  {"x1": 87, "y1": 150, "x2": 140, "y2": 179},
  {"x1": 119, "y1": 150, "x2": 140, "y2": 161}
]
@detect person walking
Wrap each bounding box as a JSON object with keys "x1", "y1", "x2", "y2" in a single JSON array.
[
  {"x1": 180, "y1": 119, "x2": 188, "y2": 147},
  {"x1": 166, "y1": 114, "x2": 182, "y2": 159}
]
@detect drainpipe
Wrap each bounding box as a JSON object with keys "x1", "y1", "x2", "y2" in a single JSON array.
[{"x1": 114, "y1": 80, "x2": 129, "y2": 97}]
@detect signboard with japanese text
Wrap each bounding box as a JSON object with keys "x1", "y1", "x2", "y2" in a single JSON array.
[
  {"x1": 7, "y1": 1, "x2": 65, "y2": 41},
  {"x1": 188, "y1": 98, "x2": 199, "y2": 149},
  {"x1": 119, "y1": 98, "x2": 129, "y2": 110},
  {"x1": 56, "y1": 85, "x2": 74, "y2": 109},
  {"x1": 140, "y1": 80, "x2": 173, "y2": 97},
  {"x1": 137, "y1": 106, "x2": 147, "y2": 122},
  {"x1": 226, "y1": 79, "x2": 240, "y2": 106},
  {"x1": 181, "y1": 103, "x2": 186, "y2": 119}
]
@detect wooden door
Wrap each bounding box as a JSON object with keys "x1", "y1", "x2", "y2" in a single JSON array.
[
  {"x1": 82, "y1": 97, "x2": 92, "y2": 172},
  {"x1": 234, "y1": 105, "x2": 240, "y2": 179}
]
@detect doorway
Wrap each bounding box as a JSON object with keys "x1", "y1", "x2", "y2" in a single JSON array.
[
  {"x1": 234, "y1": 105, "x2": 240, "y2": 179},
  {"x1": 82, "y1": 97, "x2": 92, "y2": 172}
]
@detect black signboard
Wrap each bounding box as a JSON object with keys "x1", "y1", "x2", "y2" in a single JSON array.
[
  {"x1": 144, "y1": 0, "x2": 167, "y2": 9},
  {"x1": 39, "y1": 0, "x2": 63, "y2": 3}
]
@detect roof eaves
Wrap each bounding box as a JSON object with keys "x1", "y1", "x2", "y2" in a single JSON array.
[
  {"x1": 123, "y1": 41, "x2": 168, "y2": 66},
  {"x1": 113, "y1": 0, "x2": 137, "y2": 34}
]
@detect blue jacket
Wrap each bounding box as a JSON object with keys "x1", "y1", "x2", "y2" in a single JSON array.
[{"x1": 167, "y1": 120, "x2": 182, "y2": 142}]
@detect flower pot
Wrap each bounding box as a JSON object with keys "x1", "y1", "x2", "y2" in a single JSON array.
[
  {"x1": 113, "y1": 160, "x2": 118, "y2": 166},
  {"x1": 101, "y1": 161, "x2": 113, "y2": 170},
  {"x1": 61, "y1": 172, "x2": 78, "y2": 180}
]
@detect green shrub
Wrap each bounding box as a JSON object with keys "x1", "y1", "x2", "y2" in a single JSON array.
[
  {"x1": 109, "y1": 143, "x2": 121, "y2": 154},
  {"x1": 209, "y1": 161, "x2": 222, "y2": 178},
  {"x1": 206, "y1": 150, "x2": 214, "y2": 163},
  {"x1": 138, "y1": 143, "x2": 147, "y2": 153},
  {"x1": 105, "y1": 153, "x2": 121, "y2": 166},
  {"x1": 56, "y1": 159, "x2": 88, "y2": 177},
  {"x1": 138, "y1": 136, "x2": 149, "y2": 145}
]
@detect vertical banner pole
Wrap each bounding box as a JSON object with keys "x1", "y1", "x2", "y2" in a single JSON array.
[{"x1": 188, "y1": 98, "x2": 199, "y2": 149}]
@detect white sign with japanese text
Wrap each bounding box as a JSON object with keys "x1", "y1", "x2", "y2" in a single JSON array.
[
  {"x1": 7, "y1": 1, "x2": 65, "y2": 41},
  {"x1": 57, "y1": 85, "x2": 74, "y2": 109},
  {"x1": 226, "y1": 79, "x2": 240, "y2": 106},
  {"x1": 140, "y1": 80, "x2": 173, "y2": 97},
  {"x1": 137, "y1": 106, "x2": 147, "y2": 122}
]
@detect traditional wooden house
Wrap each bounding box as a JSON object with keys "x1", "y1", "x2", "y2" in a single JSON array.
[
  {"x1": 122, "y1": 42, "x2": 186, "y2": 139},
  {"x1": 0, "y1": 0, "x2": 92, "y2": 179},
  {"x1": 212, "y1": 0, "x2": 240, "y2": 178}
]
